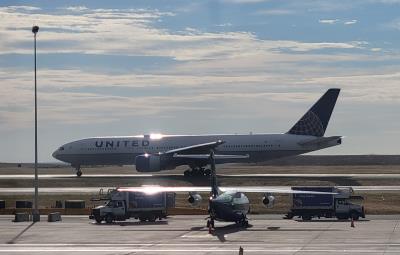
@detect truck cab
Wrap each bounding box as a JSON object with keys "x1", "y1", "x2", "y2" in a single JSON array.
[{"x1": 335, "y1": 197, "x2": 365, "y2": 220}]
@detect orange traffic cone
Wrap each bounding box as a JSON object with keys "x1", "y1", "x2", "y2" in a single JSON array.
[{"x1": 351, "y1": 217, "x2": 355, "y2": 228}]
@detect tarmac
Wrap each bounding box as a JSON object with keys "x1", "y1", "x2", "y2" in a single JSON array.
[{"x1": 1, "y1": 215, "x2": 400, "y2": 254}]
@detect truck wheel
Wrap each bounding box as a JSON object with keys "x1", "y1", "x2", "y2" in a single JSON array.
[
  {"x1": 139, "y1": 216, "x2": 147, "y2": 222},
  {"x1": 95, "y1": 217, "x2": 102, "y2": 224},
  {"x1": 105, "y1": 214, "x2": 113, "y2": 224},
  {"x1": 284, "y1": 213, "x2": 294, "y2": 219},
  {"x1": 148, "y1": 214, "x2": 156, "y2": 222},
  {"x1": 302, "y1": 215, "x2": 312, "y2": 221},
  {"x1": 351, "y1": 212, "x2": 360, "y2": 221}
]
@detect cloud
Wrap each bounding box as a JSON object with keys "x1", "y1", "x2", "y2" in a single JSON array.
[
  {"x1": 319, "y1": 19, "x2": 340, "y2": 24},
  {"x1": 216, "y1": 23, "x2": 233, "y2": 27},
  {"x1": 64, "y1": 6, "x2": 88, "y2": 12},
  {"x1": 0, "y1": 6, "x2": 369, "y2": 62},
  {"x1": 1, "y1": 6, "x2": 41, "y2": 12},
  {"x1": 344, "y1": 19, "x2": 358, "y2": 25},
  {"x1": 0, "y1": 5, "x2": 398, "y2": 133},
  {"x1": 384, "y1": 18, "x2": 400, "y2": 30},
  {"x1": 256, "y1": 9, "x2": 295, "y2": 15}
]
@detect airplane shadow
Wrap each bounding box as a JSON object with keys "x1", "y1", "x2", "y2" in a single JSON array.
[
  {"x1": 204, "y1": 223, "x2": 344, "y2": 242},
  {"x1": 210, "y1": 223, "x2": 254, "y2": 242}
]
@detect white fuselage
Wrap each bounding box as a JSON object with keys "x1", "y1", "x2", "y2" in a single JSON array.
[{"x1": 52, "y1": 133, "x2": 340, "y2": 169}]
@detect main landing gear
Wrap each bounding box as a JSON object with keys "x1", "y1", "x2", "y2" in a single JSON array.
[
  {"x1": 184, "y1": 167, "x2": 211, "y2": 177},
  {"x1": 236, "y1": 215, "x2": 249, "y2": 228},
  {"x1": 74, "y1": 166, "x2": 82, "y2": 177},
  {"x1": 207, "y1": 218, "x2": 215, "y2": 229}
]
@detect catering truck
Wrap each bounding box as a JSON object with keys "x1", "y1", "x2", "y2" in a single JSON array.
[
  {"x1": 284, "y1": 187, "x2": 365, "y2": 221},
  {"x1": 90, "y1": 189, "x2": 176, "y2": 224}
]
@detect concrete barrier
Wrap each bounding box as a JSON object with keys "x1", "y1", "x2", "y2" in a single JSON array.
[
  {"x1": 48, "y1": 212, "x2": 62, "y2": 222},
  {"x1": 13, "y1": 212, "x2": 30, "y2": 222}
]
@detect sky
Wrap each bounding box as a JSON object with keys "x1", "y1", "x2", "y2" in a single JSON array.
[{"x1": 0, "y1": 0, "x2": 400, "y2": 163}]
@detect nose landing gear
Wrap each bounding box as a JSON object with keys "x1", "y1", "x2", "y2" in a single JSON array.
[{"x1": 74, "y1": 166, "x2": 82, "y2": 177}]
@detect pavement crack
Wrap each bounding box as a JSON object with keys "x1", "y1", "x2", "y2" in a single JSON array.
[
  {"x1": 7, "y1": 222, "x2": 36, "y2": 244},
  {"x1": 383, "y1": 219, "x2": 399, "y2": 255}
]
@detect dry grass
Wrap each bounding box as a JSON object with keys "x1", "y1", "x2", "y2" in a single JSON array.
[{"x1": 1, "y1": 162, "x2": 400, "y2": 215}]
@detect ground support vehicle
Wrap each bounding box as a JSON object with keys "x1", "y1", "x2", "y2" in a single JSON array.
[
  {"x1": 285, "y1": 187, "x2": 365, "y2": 221},
  {"x1": 90, "y1": 189, "x2": 175, "y2": 223}
]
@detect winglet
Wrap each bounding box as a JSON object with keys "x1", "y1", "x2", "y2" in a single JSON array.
[{"x1": 287, "y1": 88, "x2": 340, "y2": 137}]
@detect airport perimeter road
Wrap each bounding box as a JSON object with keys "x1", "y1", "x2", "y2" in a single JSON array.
[
  {"x1": 1, "y1": 215, "x2": 400, "y2": 254},
  {"x1": 1, "y1": 186, "x2": 400, "y2": 194}
]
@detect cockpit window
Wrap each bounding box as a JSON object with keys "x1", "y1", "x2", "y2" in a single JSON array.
[
  {"x1": 234, "y1": 192, "x2": 241, "y2": 198},
  {"x1": 217, "y1": 193, "x2": 233, "y2": 203},
  {"x1": 59, "y1": 147, "x2": 64, "y2": 151}
]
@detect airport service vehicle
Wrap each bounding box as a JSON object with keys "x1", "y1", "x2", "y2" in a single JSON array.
[
  {"x1": 284, "y1": 187, "x2": 365, "y2": 221},
  {"x1": 52, "y1": 89, "x2": 342, "y2": 177},
  {"x1": 119, "y1": 151, "x2": 336, "y2": 229},
  {"x1": 89, "y1": 189, "x2": 175, "y2": 223}
]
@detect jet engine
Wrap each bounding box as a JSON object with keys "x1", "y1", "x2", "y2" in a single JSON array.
[
  {"x1": 262, "y1": 193, "x2": 275, "y2": 208},
  {"x1": 135, "y1": 154, "x2": 162, "y2": 172},
  {"x1": 187, "y1": 193, "x2": 202, "y2": 207}
]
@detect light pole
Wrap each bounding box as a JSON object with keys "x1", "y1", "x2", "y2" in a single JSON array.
[{"x1": 32, "y1": 25, "x2": 40, "y2": 222}]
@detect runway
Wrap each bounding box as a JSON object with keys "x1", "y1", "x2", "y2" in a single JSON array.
[
  {"x1": 2, "y1": 173, "x2": 400, "y2": 179},
  {"x1": 0, "y1": 215, "x2": 399, "y2": 254},
  {"x1": 0, "y1": 186, "x2": 399, "y2": 194}
]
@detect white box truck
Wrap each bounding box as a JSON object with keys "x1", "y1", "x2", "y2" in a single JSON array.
[
  {"x1": 90, "y1": 189, "x2": 176, "y2": 224},
  {"x1": 285, "y1": 187, "x2": 365, "y2": 221}
]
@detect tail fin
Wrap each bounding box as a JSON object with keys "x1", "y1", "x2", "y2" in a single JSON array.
[{"x1": 287, "y1": 88, "x2": 340, "y2": 137}]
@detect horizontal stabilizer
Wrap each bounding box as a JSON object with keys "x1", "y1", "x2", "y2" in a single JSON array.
[{"x1": 298, "y1": 136, "x2": 342, "y2": 147}]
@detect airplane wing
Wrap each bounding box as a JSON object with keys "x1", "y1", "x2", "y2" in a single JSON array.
[
  {"x1": 164, "y1": 140, "x2": 249, "y2": 160},
  {"x1": 164, "y1": 140, "x2": 224, "y2": 155},
  {"x1": 117, "y1": 186, "x2": 337, "y2": 194}
]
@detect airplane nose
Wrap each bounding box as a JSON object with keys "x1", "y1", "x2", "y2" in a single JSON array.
[{"x1": 52, "y1": 150, "x2": 58, "y2": 159}]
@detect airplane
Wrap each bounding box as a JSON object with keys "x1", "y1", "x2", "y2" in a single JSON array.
[
  {"x1": 52, "y1": 88, "x2": 342, "y2": 177},
  {"x1": 118, "y1": 150, "x2": 336, "y2": 229}
]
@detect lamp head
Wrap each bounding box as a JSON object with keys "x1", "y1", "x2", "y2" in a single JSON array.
[{"x1": 32, "y1": 26, "x2": 39, "y2": 34}]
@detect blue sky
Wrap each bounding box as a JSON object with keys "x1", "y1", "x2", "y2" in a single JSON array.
[{"x1": 0, "y1": 0, "x2": 400, "y2": 162}]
